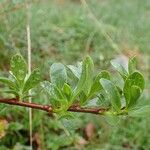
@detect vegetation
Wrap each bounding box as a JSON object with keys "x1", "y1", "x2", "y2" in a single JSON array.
[
  {"x1": 0, "y1": 0, "x2": 150, "y2": 149},
  {"x1": 0, "y1": 54, "x2": 146, "y2": 116}
]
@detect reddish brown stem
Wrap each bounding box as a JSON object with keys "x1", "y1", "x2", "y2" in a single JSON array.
[{"x1": 0, "y1": 98, "x2": 108, "y2": 115}]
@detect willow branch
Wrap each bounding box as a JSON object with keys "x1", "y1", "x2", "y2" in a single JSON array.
[{"x1": 0, "y1": 98, "x2": 108, "y2": 115}]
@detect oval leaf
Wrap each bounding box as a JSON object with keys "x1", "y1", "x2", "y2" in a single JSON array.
[
  {"x1": 128, "y1": 85, "x2": 141, "y2": 108},
  {"x1": 50, "y1": 63, "x2": 67, "y2": 89},
  {"x1": 90, "y1": 70, "x2": 110, "y2": 96},
  {"x1": 111, "y1": 60, "x2": 128, "y2": 80},
  {"x1": 123, "y1": 71, "x2": 144, "y2": 107},
  {"x1": 128, "y1": 56, "x2": 137, "y2": 74},
  {"x1": 23, "y1": 69, "x2": 41, "y2": 93},
  {"x1": 100, "y1": 78, "x2": 121, "y2": 112},
  {"x1": 63, "y1": 83, "x2": 72, "y2": 99},
  {"x1": 0, "y1": 77, "x2": 16, "y2": 89},
  {"x1": 41, "y1": 81, "x2": 63, "y2": 99},
  {"x1": 73, "y1": 56, "x2": 94, "y2": 98},
  {"x1": 82, "y1": 56, "x2": 94, "y2": 96},
  {"x1": 10, "y1": 54, "x2": 27, "y2": 82},
  {"x1": 67, "y1": 62, "x2": 82, "y2": 79}
]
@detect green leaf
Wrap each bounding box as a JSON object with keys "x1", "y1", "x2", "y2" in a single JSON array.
[
  {"x1": 128, "y1": 86, "x2": 141, "y2": 108},
  {"x1": 79, "y1": 91, "x2": 87, "y2": 105},
  {"x1": 4, "y1": 90, "x2": 19, "y2": 96},
  {"x1": 41, "y1": 81, "x2": 65, "y2": 107},
  {"x1": 10, "y1": 54, "x2": 27, "y2": 82},
  {"x1": 82, "y1": 56, "x2": 94, "y2": 96},
  {"x1": 90, "y1": 70, "x2": 110, "y2": 96},
  {"x1": 72, "y1": 57, "x2": 88, "y2": 98},
  {"x1": 73, "y1": 56, "x2": 94, "y2": 98},
  {"x1": 128, "y1": 56, "x2": 137, "y2": 74},
  {"x1": 50, "y1": 63, "x2": 67, "y2": 89},
  {"x1": 63, "y1": 83, "x2": 72, "y2": 100},
  {"x1": 42, "y1": 81, "x2": 62, "y2": 99},
  {"x1": 100, "y1": 78, "x2": 121, "y2": 112},
  {"x1": 53, "y1": 86, "x2": 64, "y2": 99},
  {"x1": 41, "y1": 81, "x2": 53, "y2": 96},
  {"x1": 123, "y1": 71, "x2": 144, "y2": 107},
  {"x1": 67, "y1": 62, "x2": 82, "y2": 79},
  {"x1": 116, "y1": 86, "x2": 123, "y2": 95},
  {"x1": 23, "y1": 69, "x2": 41, "y2": 93},
  {"x1": 0, "y1": 77, "x2": 16, "y2": 89},
  {"x1": 128, "y1": 105, "x2": 150, "y2": 117},
  {"x1": 41, "y1": 81, "x2": 60, "y2": 107},
  {"x1": 111, "y1": 60, "x2": 128, "y2": 80}
]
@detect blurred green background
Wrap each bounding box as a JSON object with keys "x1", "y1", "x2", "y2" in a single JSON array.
[{"x1": 0, "y1": 0, "x2": 150, "y2": 149}]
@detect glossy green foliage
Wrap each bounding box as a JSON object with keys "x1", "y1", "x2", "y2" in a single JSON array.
[
  {"x1": 90, "y1": 70, "x2": 110, "y2": 96},
  {"x1": 50, "y1": 63, "x2": 67, "y2": 89},
  {"x1": 41, "y1": 81, "x2": 68, "y2": 111},
  {"x1": 0, "y1": 77, "x2": 16, "y2": 89},
  {"x1": 82, "y1": 56, "x2": 94, "y2": 96},
  {"x1": 111, "y1": 57, "x2": 145, "y2": 111},
  {"x1": 123, "y1": 72, "x2": 144, "y2": 108},
  {"x1": 111, "y1": 60, "x2": 128, "y2": 80},
  {"x1": 67, "y1": 62, "x2": 82, "y2": 79},
  {"x1": 100, "y1": 79, "x2": 121, "y2": 112},
  {"x1": 10, "y1": 54, "x2": 27, "y2": 83},
  {"x1": 73, "y1": 56, "x2": 94, "y2": 99},
  {"x1": 43, "y1": 55, "x2": 146, "y2": 117},
  {"x1": 63, "y1": 83, "x2": 72, "y2": 101},
  {"x1": 23, "y1": 69, "x2": 41, "y2": 93},
  {"x1": 0, "y1": 54, "x2": 148, "y2": 118},
  {"x1": 128, "y1": 56, "x2": 137, "y2": 74},
  {"x1": 43, "y1": 56, "x2": 96, "y2": 112},
  {"x1": 0, "y1": 54, "x2": 41, "y2": 99}
]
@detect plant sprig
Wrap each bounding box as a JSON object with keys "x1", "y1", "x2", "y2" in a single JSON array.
[
  {"x1": 0, "y1": 54, "x2": 41, "y2": 99},
  {"x1": 0, "y1": 54, "x2": 149, "y2": 120}
]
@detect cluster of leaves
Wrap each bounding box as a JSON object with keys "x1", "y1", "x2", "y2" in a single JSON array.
[
  {"x1": 0, "y1": 54, "x2": 41, "y2": 99},
  {"x1": 0, "y1": 54, "x2": 148, "y2": 119}
]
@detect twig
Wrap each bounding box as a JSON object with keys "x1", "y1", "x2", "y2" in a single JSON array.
[{"x1": 0, "y1": 98, "x2": 108, "y2": 115}]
